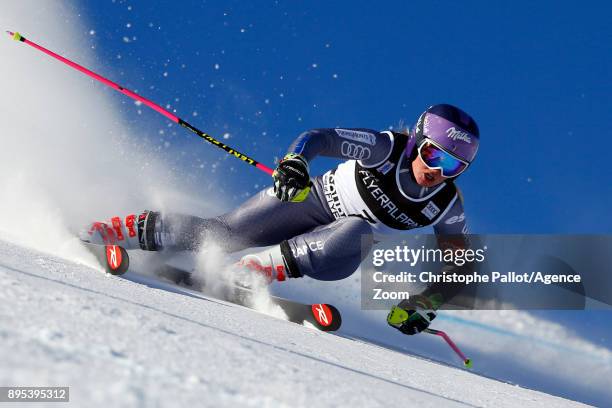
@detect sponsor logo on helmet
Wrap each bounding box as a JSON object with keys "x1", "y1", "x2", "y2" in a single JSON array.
[
  {"x1": 311, "y1": 303, "x2": 333, "y2": 327},
  {"x1": 423, "y1": 114, "x2": 432, "y2": 134},
  {"x1": 416, "y1": 113, "x2": 425, "y2": 134},
  {"x1": 446, "y1": 127, "x2": 472, "y2": 144},
  {"x1": 341, "y1": 141, "x2": 371, "y2": 160},
  {"x1": 335, "y1": 129, "x2": 376, "y2": 146}
]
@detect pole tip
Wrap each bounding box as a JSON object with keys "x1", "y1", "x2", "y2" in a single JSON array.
[{"x1": 464, "y1": 358, "x2": 473, "y2": 368}]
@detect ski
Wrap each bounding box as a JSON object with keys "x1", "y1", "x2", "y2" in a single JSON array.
[
  {"x1": 80, "y1": 242, "x2": 341, "y2": 331},
  {"x1": 82, "y1": 242, "x2": 129, "y2": 276},
  {"x1": 154, "y1": 263, "x2": 342, "y2": 332}
]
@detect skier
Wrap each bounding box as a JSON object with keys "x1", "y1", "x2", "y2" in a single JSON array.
[{"x1": 82, "y1": 103, "x2": 479, "y2": 336}]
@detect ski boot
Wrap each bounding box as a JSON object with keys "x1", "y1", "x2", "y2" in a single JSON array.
[
  {"x1": 80, "y1": 210, "x2": 159, "y2": 250},
  {"x1": 233, "y1": 243, "x2": 301, "y2": 288}
]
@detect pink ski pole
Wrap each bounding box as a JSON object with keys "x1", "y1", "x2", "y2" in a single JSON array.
[
  {"x1": 425, "y1": 328, "x2": 473, "y2": 368},
  {"x1": 6, "y1": 31, "x2": 274, "y2": 176}
]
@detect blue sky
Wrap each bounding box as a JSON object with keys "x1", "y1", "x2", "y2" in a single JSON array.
[{"x1": 71, "y1": 0, "x2": 611, "y2": 234}]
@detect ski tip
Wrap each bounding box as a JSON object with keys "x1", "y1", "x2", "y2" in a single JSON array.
[
  {"x1": 82, "y1": 241, "x2": 130, "y2": 276},
  {"x1": 310, "y1": 303, "x2": 342, "y2": 332},
  {"x1": 463, "y1": 358, "x2": 473, "y2": 369},
  {"x1": 105, "y1": 245, "x2": 129, "y2": 275}
]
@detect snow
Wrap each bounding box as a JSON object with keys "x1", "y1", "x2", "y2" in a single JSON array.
[{"x1": 0, "y1": 238, "x2": 589, "y2": 408}]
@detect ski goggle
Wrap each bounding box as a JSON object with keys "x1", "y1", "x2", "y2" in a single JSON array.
[{"x1": 417, "y1": 139, "x2": 469, "y2": 178}]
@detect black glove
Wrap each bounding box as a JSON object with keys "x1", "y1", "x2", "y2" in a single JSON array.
[
  {"x1": 387, "y1": 296, "x2": 438, "y2": 335},
  {"x1": 272, "y1": 153, "x2": 311, "y2": 202}
]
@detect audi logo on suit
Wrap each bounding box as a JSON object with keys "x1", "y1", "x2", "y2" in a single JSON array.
[{"x1": 341, "y1": 141, "x2": 371, "y2": 160}]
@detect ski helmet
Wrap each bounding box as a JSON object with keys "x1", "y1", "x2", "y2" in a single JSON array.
[{"x1": 407, "y1": 104, "x2": 480, "y2": 169}]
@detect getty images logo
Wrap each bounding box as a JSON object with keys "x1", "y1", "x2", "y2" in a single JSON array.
[{"x1": 446, "y1": 127, "x2": 472, "y2": 144}]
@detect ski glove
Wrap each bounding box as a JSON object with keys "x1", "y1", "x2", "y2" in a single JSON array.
[
  {"x1": 387, "y1": 296, "x2": 438, "y2": 335},
  {"x1": 272, "y1": 153, "x2": 311, "y2": 202}
]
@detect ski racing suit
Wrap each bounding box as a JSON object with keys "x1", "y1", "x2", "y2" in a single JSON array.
[{"x1": 146, "y1": 128, "x2": 469, "y2": 282}]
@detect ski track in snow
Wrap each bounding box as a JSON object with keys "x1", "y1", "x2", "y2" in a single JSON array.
[{"x1": 0, "y1": 239, "x2": 589, "y2": 408}]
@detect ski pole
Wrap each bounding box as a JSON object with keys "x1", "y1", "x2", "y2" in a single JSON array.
[
  {"x1": 425, "y1": 328, "x2": 472, "y2": 368},
  {"x1": 5, "y1": 31, "x2": 274, "y2": 176}
]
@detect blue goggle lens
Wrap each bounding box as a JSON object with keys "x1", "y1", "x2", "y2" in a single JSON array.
[{"x1": 418, "y1": 141, "x2": 468, "y2": 177}]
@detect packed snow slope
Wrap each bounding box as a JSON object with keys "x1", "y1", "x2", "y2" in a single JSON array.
[{"x1": 0, "y1": 237, "x2": 589, "y2": 408}]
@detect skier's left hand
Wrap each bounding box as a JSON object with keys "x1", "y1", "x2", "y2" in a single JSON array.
[{"x1": 387, "y1": 296, "x2": 437, "y2": 335}]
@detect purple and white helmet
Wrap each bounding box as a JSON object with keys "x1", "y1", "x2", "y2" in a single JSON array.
[{"x1": 408, "y1": 104, "x2": 480, "y2": 166}]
